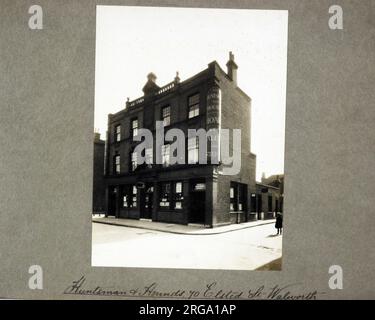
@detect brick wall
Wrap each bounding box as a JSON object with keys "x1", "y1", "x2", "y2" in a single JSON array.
[{"x1": 93, "y1": 139, "x2": 105, "y2": 213}]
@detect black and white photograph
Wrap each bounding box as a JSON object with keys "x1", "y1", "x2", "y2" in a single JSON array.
[{"x1": 91, "y1": 6, "x2": 288, "y2": 270}]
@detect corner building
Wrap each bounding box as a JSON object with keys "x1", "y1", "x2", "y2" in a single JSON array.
[{"x1": 104, "y1": 53, "x2": 257, "y2": 227}]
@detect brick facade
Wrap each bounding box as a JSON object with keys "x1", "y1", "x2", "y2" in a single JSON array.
[{"x1": 102, "y1": 53, "x2": 260, "y2": 227}]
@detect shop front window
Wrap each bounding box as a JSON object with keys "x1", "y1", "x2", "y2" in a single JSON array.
[
  {"x1": 114, "y1": 154, "x2": 120, "y2": 174},
  {"x1": 159, "y1": 181, "x2": 183, "y2": 210},
  {"x1": 123, "y1": 185, "x2": 137, "y2": 208},
  {"x1": 230, "y1": 182, "x2": 247, "y2": 212},
  {"x1": 174, "y1": 182, "x2": 184, "y2": 209}
]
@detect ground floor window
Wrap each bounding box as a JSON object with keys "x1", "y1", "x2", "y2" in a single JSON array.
[
  {"x1": 230, "y1": 182, "x2": 247, "y2": 212},
  {"x1": 159, "y1": 182, "x2": 171, "y2": 208},
  {"x1": 159, "y1": 181, "x2": 184, "y2": 210},
  {"x1": 145, "y1": 148, "x2": 153, "y2": 167},
  {"x1": 188, "y1": 136, "x2": 199, "y2": 164},
  {"x1": 144, "y1": 186, "x2": 154, "y2": 209},
  {"x1": 230, "y1": 185, "x2": 235, "y2": 211},
  {"x1": 174, "y1": 182, "x2": 183, "y2": 209},
  {"x1": 122, "y1": 185, "x2": 137, "y2": 208}
]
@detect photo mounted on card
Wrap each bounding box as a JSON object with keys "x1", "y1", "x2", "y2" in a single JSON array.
[{"x1": 91, "y1": 6, "x2": 287, "y2": 271}]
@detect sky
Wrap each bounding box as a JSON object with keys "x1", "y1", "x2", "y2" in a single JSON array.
[{"x1": 95, "y1": 6, "x2": 288, "y2": 181}]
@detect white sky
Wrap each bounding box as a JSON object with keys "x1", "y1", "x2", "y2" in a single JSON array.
[{"x1": 95, "y1": 6, "x2": 288, "y2": 181}]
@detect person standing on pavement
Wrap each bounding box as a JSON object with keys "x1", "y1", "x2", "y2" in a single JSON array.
[{"x1": 275, "y1": 212, "x2": 283, "y2": 235}]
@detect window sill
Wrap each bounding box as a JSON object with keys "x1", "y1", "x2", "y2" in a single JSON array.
[{"x1": 188, "y1": 115, "x2": 200, "y2": 120}]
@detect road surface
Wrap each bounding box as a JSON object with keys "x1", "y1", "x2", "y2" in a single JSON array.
[{"x1": 92, "y1": 222, "x2": 282, "y2": 270}]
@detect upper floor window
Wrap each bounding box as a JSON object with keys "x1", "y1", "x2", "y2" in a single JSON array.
[
  {"x1": 131, "y1": 119, "x2": 138, "y2": 137},
  {"x1": 174, "y1": 182, "x2": 183, "y2": 209},
  {"x1": 114, "y1": 153, "x2": 120, "y2": 174},
  {"x1": 115, "y1": 125, "x2": 121, "y2": 142},
  {"x1": 188, "y1": 136, "x2": 199, "y2": 164},
  {"x1": 131, "y1": 151, "x2": 137, "y2": 172},
  {"x1": 145, "y1": 147, "x2": 153, "y2": 167},
  {"x1": 162, "y1": 106, "x2": 171, "y2": 127},
  {"x1": 188, "y1": 93, "x2": 200, "y2": 119},
  {"x1": 161, "y1": 144, "x2": 170, "y2": 167},
  {"x1": 230, "y1": 185, "x2": 235, "y2": 211}
]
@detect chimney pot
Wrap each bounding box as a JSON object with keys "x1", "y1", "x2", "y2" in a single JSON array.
[{"x1": 229, "y1": 51, "x2": 234, "y2": 61}]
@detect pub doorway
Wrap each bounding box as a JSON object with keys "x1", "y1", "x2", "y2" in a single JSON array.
[
  {"x1": 257, "y1": 194, "x2": 263, "y2": 220},
  {"x1": 107, "y1": 186, "x2": 118, "y2": 216},
  {"x1": 189, "y1": 180, "x2": 206, "y2": 224},
  {"x1": 140, "y1": 184, "x2": 153, "y2": 219}
]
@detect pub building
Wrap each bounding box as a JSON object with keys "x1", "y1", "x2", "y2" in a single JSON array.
[{"x1": 102, "y1": 52, "x2": 270, "y2": 227}]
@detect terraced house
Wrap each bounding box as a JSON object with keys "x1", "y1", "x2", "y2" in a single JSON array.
[{"x1": 103, "y1": 52, "x2": 259, "y2": 227}]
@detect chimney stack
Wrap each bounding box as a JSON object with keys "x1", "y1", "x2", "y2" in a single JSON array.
[
  {"x1": 261, "y1": 172, "x2": 266, "y2": 182},
  {"x1": 226, "y1": 51, "x2": 238, "y2": 86}
]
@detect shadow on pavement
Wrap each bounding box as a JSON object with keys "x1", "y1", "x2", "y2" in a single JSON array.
[{"x1": 255, "y1": 257, "x2": 282, "y2": 271}]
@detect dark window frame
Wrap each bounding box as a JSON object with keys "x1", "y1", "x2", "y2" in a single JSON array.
[
  {"x1": 161, "y1": 143, "x2": 171, "y2": 167},
  {"x1": 114, "y1": 153, "x2": 120, "y2": 174},
  {"x1": 230, "y1": 182, "x2": 247, "y2": 212},
  {"x1": 114, "y1": 124, "x2": 121, "y2": 142},
  {"x1": 131, "y1": 118, "x2": 138, "y2": 137},
  {"x1": 187, "y1": 92, "x2": 200, "y2": 119},
  {"x1": 161, "y1": 105, "x2": 171, "y2": 127},
  {"x1": 230, "y1": 183, "x2": 237, "y2": 212},
  {"x1": 122, "y1": 184, "x2": 138, "y2": 209},
  {"x1": 130, "y1": 150, "x2": 137, "y2": 172},
  {"x1": 159, "y1": 181, "x2": 184, "y2": 210}
]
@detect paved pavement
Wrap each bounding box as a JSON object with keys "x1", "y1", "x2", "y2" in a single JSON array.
[
  {"x1": 92, "y1": 221, "x2": 282, "y2": 270},
  {"x1": 92, "y1": 216, "x2": 276, "y2": 235}
]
